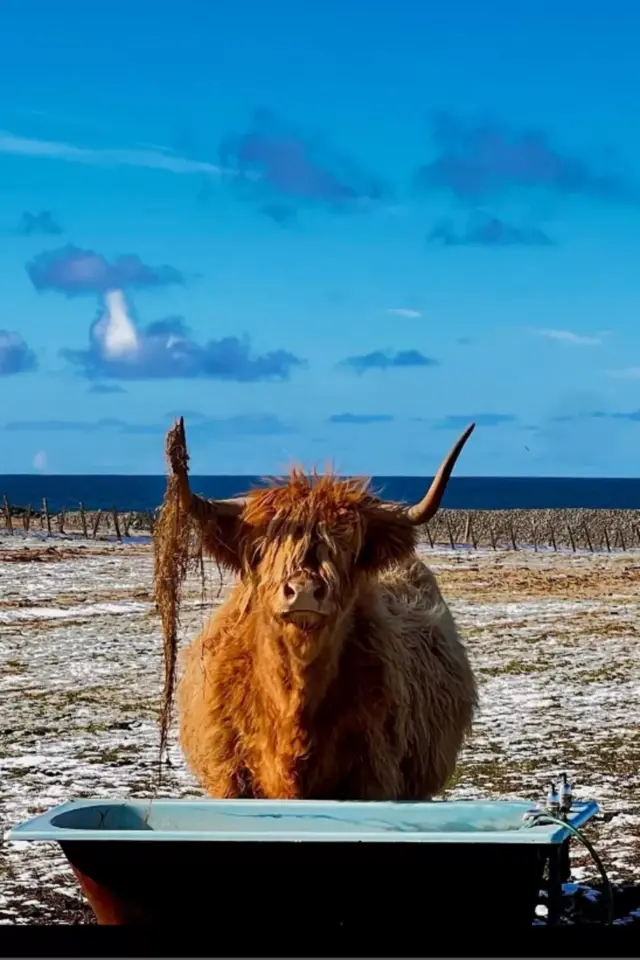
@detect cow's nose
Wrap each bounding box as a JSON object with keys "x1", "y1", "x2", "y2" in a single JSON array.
[{"x1": 282, "y1": 578, "x2": 325, "y2": 611}]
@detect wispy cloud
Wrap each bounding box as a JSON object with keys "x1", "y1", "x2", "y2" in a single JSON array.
[
  {"x1": 0, "y1": 331, "x2": 37, "y2": 375},
  {"x1": 89, "y1": 382, "x2": 126, "y2": 394},
  {"x1": 551, "y1": 409, "x2": 640, "y2": 422},
  {"x1": 5, "y1": 418, "x2": 126, "y2": 432},
  {"x1": 16, "y1": 211, "x2": 62, "y2": 236},
  {"x1": 27, "y1": 245, "x2": 185, "y2": 297},
  {"x1": 4, "y1": 414, "x2": 293, "y2": 437},
  {"x1": 416, "y1": 110, "x2": 635, "y2": 204},
  {"x1": 61, "y1": 290, "x2": 305, "y2": 382},
  {"x1": 219, "y1": 107, "x2": 386, "y2": 214},
  {"x1": 340, "y1": 349, "x2": 439, "y2": 374},
  {"x1": 0, "y1": 130, "x2": 226, "y2": 178},
  {"x1": 329, "y1": 413, "x2": 394, "y2": 424},
  {"x1": 428, "y1": 215, "x2": 553, "y2": 247},
  {"x1": 435, "y1": 413, "x2": 516, "y2": 429},
  {"x1": 535, "y1": 328, "x2": 604, "y2": 346},
  {"x1": 386, "y1": 308, "x2": 422, "y2": 318}
]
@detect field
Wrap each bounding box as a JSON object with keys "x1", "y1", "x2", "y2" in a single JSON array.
[{"x1": 1, "y1": 532, "x2": 640, "y2": 925}]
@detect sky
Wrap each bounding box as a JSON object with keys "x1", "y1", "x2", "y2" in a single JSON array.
[{"x1": 2, "y1": 0, "x2": 640, "y2": 477}]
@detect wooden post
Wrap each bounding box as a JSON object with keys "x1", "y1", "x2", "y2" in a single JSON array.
[
  {"x1": 92, "y1": 510, "x2": 102, "y2": 539},
  {"x1": 147, "y1": 510, "x2": 155, "y2": 534},
  {"x1": 549, "y1": 524, "x2": 557, "y2": 551},
  {"x1": 2, "y1": 495, "x2": 13, "y2": 535},
  {"x1": 508, "y1": 518, "x2": 518, "y2": 551},
  {"x1": 123, "y1": 513, "x2": 132, "y2": 538},
  {"x1": 112, "y1": 506, "x2": 121, "y2": 541},
  {"x1": 445, "y1": 513, "x2": 456, "y2": 550},
  {"x1": 425, "y1": 523, "x2": 434, "y2": 548},
  {"x1": 79, "y1": 502, "x2": 88, "y2": 539},
  {"x1": 42, "y1": 497, "x2": 51, "y2": 535},
  {"x1": 57, "y1": 509, "x2": 65, "y2": 534},
  {"x1": 23, "y1": 506, "x2": 31, "y2": 532},
  {"x1": 634, "y1": 524, "x2": 640, "y2": 547},
  {"x1": 468, "y1": 513, "x2": 477, "y2": 549},
  {"x1": 618, "y1": 525, "x2": 626, "y2": 551},
  {"x1": 583, "y1": 521, "x2": 593, "y2": 553},
  {"x1": 603, "y1": 525, "x2": 611, "y2": 553},
  {"x1": 530, "y1": 520, "x2": 538, "y2": 553},
  {"x1": 488, "y1": 519, "x2": 497, "y2": 551},
  {"x1": 566, "y1": 522, "x2": 576, "y2": 552},
  {"x1": 463, "y1": 513, "x2": 471, "y2": 544}
]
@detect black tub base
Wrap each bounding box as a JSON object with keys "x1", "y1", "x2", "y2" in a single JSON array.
[{"x1": 61, "y1": 839, "x2": 548, "y2": 931}]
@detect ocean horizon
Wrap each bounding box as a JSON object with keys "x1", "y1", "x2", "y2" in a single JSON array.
[{"x1": 1, "y1": 474, "x2": 640, "y2": 513}]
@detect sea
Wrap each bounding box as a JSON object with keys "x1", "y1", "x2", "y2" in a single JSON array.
[{"x1": 1, "y1": 475, "x2": 640, "y2": 513}]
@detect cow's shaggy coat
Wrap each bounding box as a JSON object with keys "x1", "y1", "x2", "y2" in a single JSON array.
[{"x1": 154, "y1": 421, "x2": 478, "y2": 800}]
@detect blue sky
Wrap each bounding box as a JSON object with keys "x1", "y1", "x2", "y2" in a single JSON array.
[{"x1": 2, "y1": 0, "x2": 640, "y2": 477}]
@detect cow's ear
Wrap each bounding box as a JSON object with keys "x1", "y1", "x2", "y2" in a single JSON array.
[
  {"x1": 358, "y1": 506, "x2": 417, "y2": 573},
  {"x1": 200, "y1": 513, "x2": 248, "y2": 574}
]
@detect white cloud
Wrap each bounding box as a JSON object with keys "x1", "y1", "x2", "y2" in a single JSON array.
[
  {"x1": 386, "y1": 308, "x2": 422, "y2": 318},
  {"x1": 0, "y1": 130, "x2": 228, "y2": 178},
  {"x1": 33, "y1": 450, "x2": 47, "y2": 472},
  {"x1": 605, "y1": 366, "x2": 640, "y2": 380},
  {"x1": 535, "y1": 328, "x2": 603, "y2": 346},
  {"x1": 93, "y1": 290, "x2": 139, "y2": 359}
]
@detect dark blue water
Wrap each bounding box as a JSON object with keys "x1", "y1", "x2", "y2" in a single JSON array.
[{"x1": 1, "y1": 475, "x2": 640, "y2": 513}]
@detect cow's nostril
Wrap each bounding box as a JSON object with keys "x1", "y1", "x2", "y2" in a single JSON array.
[
  {"x1": 283, "y1": 582, "x2": 296, "y2": 600},
  {"x1": 313, "y1": 582, "x2": 325, "y2": 601}
]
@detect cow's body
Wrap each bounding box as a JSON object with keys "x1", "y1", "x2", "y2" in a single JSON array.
[
  {"x1": 178, "y1": 557, "x2": 476, "y2": 800},
  {"x1": 156, "y1": 418, "x2": 478, "y2": 802}
]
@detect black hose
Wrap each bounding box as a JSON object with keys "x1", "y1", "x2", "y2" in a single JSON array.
[{"x1": 525, "y1": 811, "x2": 614, "y2": 925}]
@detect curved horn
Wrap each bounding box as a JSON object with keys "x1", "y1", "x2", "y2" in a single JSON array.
[
  {"x1": 404, "y1": 422, "x2": 475, "y2": 525},
  {"x1": 165, "y1": 417, "x2": 246, "y2": 519}
]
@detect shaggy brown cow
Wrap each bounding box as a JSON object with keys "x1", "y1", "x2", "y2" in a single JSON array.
[{"x1": 154, "y1": 417, "x2": 478, "y2": 801}]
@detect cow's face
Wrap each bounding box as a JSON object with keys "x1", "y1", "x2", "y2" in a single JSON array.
[{"x1": 238, "y1": 474, "x2": 418, "y2": 658}]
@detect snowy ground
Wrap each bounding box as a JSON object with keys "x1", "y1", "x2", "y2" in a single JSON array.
[{"x1": 1, "y1": 533, "x2": 640, "y2": 925}]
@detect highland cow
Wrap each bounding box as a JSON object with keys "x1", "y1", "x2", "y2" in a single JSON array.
[{"x1": 154, "y1": 417, "x2": 478, "y2": 801}]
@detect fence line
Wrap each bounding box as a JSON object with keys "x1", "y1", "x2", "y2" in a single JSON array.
[
  {"x1": 2, "y1": 496, "x2": 640, "y2": 552},
  {"x1": 0, "y1": 497, "x2": 156, "y2": 542}
]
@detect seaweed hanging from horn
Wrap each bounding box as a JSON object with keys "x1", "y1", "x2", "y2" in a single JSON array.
[{"x1": 152, "y1": 418, "x2": 202, "y2": 776}]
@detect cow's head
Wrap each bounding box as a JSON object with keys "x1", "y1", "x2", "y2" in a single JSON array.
[{"x1": 163, "y1": 418, "x2": 474, "y2": 658}]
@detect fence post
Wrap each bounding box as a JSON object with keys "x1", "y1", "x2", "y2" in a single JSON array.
[
  {"x1": 445, "y1": 513, "x2": 456, "y2": 550},
  {"x1": 603, "y1": 525, "x2": 611, "y2": 553},
  {"x1": 23, "y1": 505, "x2": 31, "y2": 533},
  {"x1": 583, "y1": 521, "x2": 593, "y2": 553},
  {"x1": 79, "y1": 503, "x2": 88, "y2": 538},
  {"x1": 488, "y1": 519, "x2": 497, "y2": 551},
  {"x1": 468, "y1": 513, "x2": 477, "y2": 549},
  {"x1": 463, "y1": 512, "x2": 471, "y2": 544},
  {"x1": 2, "y1": 495, "x2": 13, "y2": 535},
  {"x1": 92, "y1": 510, "x2": 102, "y2": 539},
  {"x1": 42, "y1": 498, "x2": 51, "y2": 535},
  {"x1": 111, "y1": 507, "x2": 121, "y2": 541},
  {"x1": 566, "y1": 522, "x2": 576, "y2": 552},
  {"x1": 508, "y1": 518, "x2": 517, "y2": 551}
]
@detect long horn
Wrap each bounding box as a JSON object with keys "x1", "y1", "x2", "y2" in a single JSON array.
[
  {"x1": 404, "y1": 422, "x2": 475, "y2": 525},
  {"x1": 165, "y1": 417, "x2": 246, "y2": 518}
]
